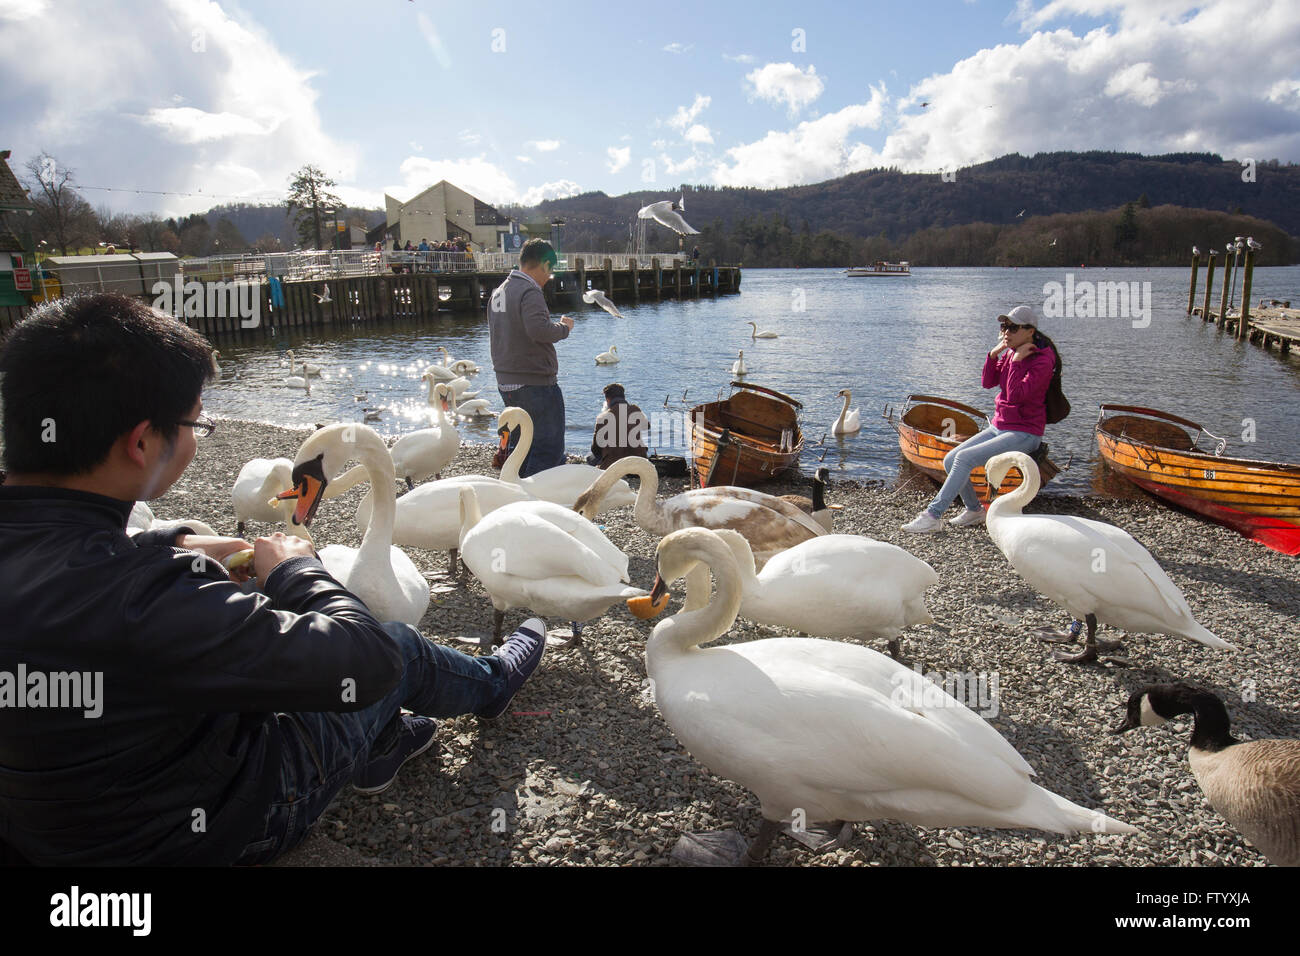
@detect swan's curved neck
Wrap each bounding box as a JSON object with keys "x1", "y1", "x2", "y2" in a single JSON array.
[
  {"x1": 458, "y1": 485, "x2": 483, "y2": 546},
  {"x1": 425, "y1": 382, "x2": 451, "y2": 427},
  {"x1": 651, "y1": 534, "x2": 744, "y2": 659},
  {"x1": 987, "y1": 456, "x2": 1040, "y2": 520},
  {"x1": 835, "y1": 392, "x2": 851, "y2": 428},
  {"x1": 582, "y1": 457, "x2": 664, "y2": 532},
  {"x1": 681, "y1": 530, "x2": 756, "y2": 611},
  {"x1": 499, "y1": 414, "x2": 533, "y2": 482},
  {"x1": 350, "y1": 431, "x2": 398, "y2": 566}
]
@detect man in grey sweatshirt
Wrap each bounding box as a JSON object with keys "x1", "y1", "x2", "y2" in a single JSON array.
[{"x1": 488, "y1": 238, "x2": 574, "y2": 477}]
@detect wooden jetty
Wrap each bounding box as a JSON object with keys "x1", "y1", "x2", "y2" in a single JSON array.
[
  {"x1": 0, "y1": 253, "x2": 742, "y2": 341},
  {"x1": 1191, "y1": 304, "x2": 1300, "y2": 355}
]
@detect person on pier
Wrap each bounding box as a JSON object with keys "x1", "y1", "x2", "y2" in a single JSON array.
[
  {"x1": 489, "y1": 238, "x2": 574, "y2": 477},
  {"x1": 0, "y1": 293, "x2": 547, "y2": 865}
]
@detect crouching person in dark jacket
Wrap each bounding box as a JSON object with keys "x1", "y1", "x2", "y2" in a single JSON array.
[
  {"x1": 0, "y1": 294, "x2": 546, "y2": 866},
  {"x1": 587, "y1": 383, "x2": 649, "y2": 469}
]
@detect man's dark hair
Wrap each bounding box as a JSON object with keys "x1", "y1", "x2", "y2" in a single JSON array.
[
  {"x1": 603, "y1": 383, "x2": 627, "y2": 401},
  {"x1": 519, "y1": 238, "x2": 557, "y2": 269},
  {"x1": 0, "y1": 293, "x2": 215, "y2": 475}
]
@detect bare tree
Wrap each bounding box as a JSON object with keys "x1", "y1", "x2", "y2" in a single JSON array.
[{"x1": 24, "y1": 152, "x2": 94, "y2": 255}]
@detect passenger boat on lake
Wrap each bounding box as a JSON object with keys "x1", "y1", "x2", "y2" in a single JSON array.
[
  {"x1": 689, "y1": 382, "x2": 804, "y2": 488},
  {"x1": 1095, "y1": 404, "x2": 1300, "y2": 555},
  {"x1": 846, "y1": 261, "x2": 911, "y2": 277},
  {"x1": 883, "y1": 394, "x2": 1061, "y2": 501}
]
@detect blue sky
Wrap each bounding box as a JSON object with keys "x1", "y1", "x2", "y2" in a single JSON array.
[{"x1": 1, "y1": 0, "x2": 1297, "y2": 216}]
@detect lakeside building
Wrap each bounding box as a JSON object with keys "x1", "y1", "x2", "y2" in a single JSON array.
[
  {"x1": 0, "y1": 150, "x2": 35, "y2": 307},
  {"x1": 382, "y1": 181, "x2": 513, "y2": 251}
]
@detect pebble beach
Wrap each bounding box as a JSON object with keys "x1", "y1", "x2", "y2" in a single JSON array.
[{"x1": 136, "y1": 419, "x2": 1299, "y2": 866}]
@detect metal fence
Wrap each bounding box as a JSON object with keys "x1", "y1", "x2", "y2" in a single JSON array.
[{"x1": 178, "y1": 249, "x2": 694, "y2": 281}]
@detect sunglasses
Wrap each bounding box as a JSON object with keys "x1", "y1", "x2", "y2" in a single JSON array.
[{"x1": 1000, "y1": 322, "x2": 1030, "y2": 333}]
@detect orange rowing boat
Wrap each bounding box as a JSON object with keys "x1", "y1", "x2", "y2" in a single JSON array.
[
  {"x1": 884, "y1": 394, "x2": 1061, "y2": 502},
  {"x1": 1095, "y1": 404, "x2": 1300, "y2": 554},
  {"x1": 689, "y1": 382, "x2": 803, "y2": 488}
]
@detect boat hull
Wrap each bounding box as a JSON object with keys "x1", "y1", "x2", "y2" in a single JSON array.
[
  {"x1": 891, "y1": 395, "x2": 1060, "y2": 502},
  {"x1": 690, "y1": 383, "x2": 803, "y2": 488},
  {"x1": 1096, "y1": 405, "x2": 1300, "y2": 554}
]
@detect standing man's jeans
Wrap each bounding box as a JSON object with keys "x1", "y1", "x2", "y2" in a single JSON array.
[
  {"x1": 499, "y1": 383, "x2": 566, "y2": 477},
  {"x1": 232, "y1": 622, "x2": 508, "y2": 865},
  {"x1": 925, "y1": 426, "x2": 1041, "y2": 517}
]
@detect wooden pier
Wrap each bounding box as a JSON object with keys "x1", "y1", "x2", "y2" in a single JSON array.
[
  {"x1": 0, "y1": 256, "x2": 742, "y2": 341},
  {"x1": 1192, "y1": 304, "x2": 1300, "y2": 355}
]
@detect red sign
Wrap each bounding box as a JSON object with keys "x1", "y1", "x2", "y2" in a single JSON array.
[{"x1": 12, "y1": 268, "x2": 32, "y2": 292}]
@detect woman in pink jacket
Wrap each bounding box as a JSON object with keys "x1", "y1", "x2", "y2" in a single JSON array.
[{"x1": 903, "y1": 305, "x2": 1057, "y2": 533}]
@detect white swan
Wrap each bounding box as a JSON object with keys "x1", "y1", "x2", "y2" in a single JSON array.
[
  {"x1": 731, "y1": 350, "x2": 746, "y2": 377},
  {"x1": 747, "y1": 321, "x2": 778, "y2": 339},
  {"x1": 438, "y1": 346, "x2": 479, "y2": 375},
  {"x1": 286, "y1": 350, "x2": 322, "y2": 377},
  {"x1": 985, "y1": 451, "x2": 1235, "y2": 665},
  {"x1": 452, "y1": 397, "x2": 495, "y2": 419},
  {"x1": 279, "y1": 424, "x2": 430, "y2": 626},
  {"x1": 127, "y1": 501, "x2": 218, "y2": 539},
  {"x1": 285, "y1": 371, "x2": 312, "y2": 393},
  {"x1": 424, "y1": 360, "x2": 460, "y2": 383},
  {"x1": 459, "y1": 486, "x2": 645, "y2": 650},
  {"x1": 832, "y1": 388, "x2": 861, "y2": 435},
  {"x1": 640, "y1": 527, "x2": 1137, "y2": 864},
  {"x1": 496, "y1": 407, "x2": 636, "y2": 513},
  {"x1": 595, "y1": 344, "x2": 620, "y2": 365},
  {"x1": 390, "y1": 378, "x2": 460, "y2": 489},
  {"x1": 574, "y1": 455, "x2": 825, "y2": 568},
  {"x1": 211, "y1": 349, "x2": 222, "y2": 378},
  {"x1": 444, "y1": 375, "x2": 480, "y2": 400},
  {"x1": 232, "y1": 457, "x2": 306, "y2": 536},
  {"x1": 681, "y1": 529, "x2": 937, "y2": 659}
]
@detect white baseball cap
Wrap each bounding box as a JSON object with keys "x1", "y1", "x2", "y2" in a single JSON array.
[{"x1": 998, "y1": 305, "x2": 1040, "y2": 329}]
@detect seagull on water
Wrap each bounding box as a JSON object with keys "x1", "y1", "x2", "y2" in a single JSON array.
[
  {"x1": 583, "y1": 289, "x2": 625, "y2": 318},
  {"x1": 638, "y1": 195, "x2": 700, "y2": 235}
]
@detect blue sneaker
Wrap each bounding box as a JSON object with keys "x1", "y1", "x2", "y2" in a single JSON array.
[
  {"x1": 352, "y1": 714, "x2": 438, "y2": 795},
  {"x1": 476, "y1": 618, "x2": 547, "y2": 720}
]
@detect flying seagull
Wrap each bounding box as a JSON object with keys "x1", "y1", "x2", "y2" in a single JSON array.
[
  {"x1": 1016, "y1": 209, "x2": 1025, "y2": 218},
  {"x1": 314, "y1": 283, "x2": 332, "y2": 304},
  {"x1": 583, "y1": 289, "x2": 625, "y2": 318},
  {"x1": 637, "y1": 195, "x2": 700, "y2": 235}
]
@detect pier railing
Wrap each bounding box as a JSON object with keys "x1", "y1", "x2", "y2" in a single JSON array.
[{"x1": 179, "y1": 249, "x2": 692, "y2": 281}]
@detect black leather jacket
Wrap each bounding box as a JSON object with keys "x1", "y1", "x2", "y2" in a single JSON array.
[{"x1": 0, "y1": 485, "x2": 403, "y2": 865}]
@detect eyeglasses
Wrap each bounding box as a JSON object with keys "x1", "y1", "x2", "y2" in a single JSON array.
[{"x1": 178, "y1": 414, "x2": 216, "y2": 438}]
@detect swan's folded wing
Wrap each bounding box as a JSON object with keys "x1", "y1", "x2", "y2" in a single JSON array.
[
  {"x1": 522, "y1": 501, "x2": 631, "y2": 580},
  {"x1": 469, "y1": 510, "x2": 623, "y2": 587}
]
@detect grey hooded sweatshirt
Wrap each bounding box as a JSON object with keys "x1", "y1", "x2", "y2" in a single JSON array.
[{"x1": 488, "y1": 269, "x2": 570, "y2": 386}]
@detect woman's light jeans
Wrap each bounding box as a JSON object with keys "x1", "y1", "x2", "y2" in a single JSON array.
[{"x1": 925, "y1": 426, "x2": 1041, "y2": 518}]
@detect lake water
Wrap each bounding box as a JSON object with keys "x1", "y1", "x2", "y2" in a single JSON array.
[{"x1": 203, "y1": 266, "x2": 1300, "y2": 496}]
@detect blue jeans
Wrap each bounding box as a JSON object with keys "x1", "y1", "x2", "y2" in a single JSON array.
[
  {"x1": 926, "y1": 426, "x2": 1041, "y2": 517},
  {"x1": 232, "y1": 622, "x2": 508, "y2": 866},
  {"x1": 498, "y1": 384, "x2": 566, "y2": 477}
]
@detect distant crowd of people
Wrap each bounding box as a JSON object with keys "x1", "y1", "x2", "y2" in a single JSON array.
[{"x1": 378, "y1": 236, "x2": 475, "y2": 273}]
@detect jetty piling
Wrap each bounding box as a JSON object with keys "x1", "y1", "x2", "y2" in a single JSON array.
[
  {"x1": 1200, "y1": 252, "x2": 1217, "y2": 331},
  {"x1": 1186, "y1": 252, "x2": 1199, "y2": 314},
  {"x1": 1239, "y1": 247, "x2": 1255, "y2": 339}
]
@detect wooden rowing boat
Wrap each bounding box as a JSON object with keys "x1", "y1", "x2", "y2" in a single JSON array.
[
  {"x1": 1095, "y1": 404, "x2": 1300, "y2": 555},
  {"x1": 689, "y1": 382, "x2": 803, "y2": 488},
  {"x1": 883, "y1": 394, "x2": 1061, "y2": 502}
]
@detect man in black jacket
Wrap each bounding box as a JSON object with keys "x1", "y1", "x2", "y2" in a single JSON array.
[{"x1": 0, "y1": 294, "x2": 545, "y2": 865}]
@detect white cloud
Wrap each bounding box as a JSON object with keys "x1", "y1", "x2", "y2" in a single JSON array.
[
  {"x1": 663, "y1": 42, "x2": 693, "y2": 54},
  {"x1": 723, "y1": 52, "x2": 755, "y2": 63},
  {"x1": 660, "y1": 153, "x2": 699, "y2": 176},
  {"x1": 667, "y1": 94, "x2": 711, "y2": 133},
  {"x1": 712, "y1": 88, "x2": 888, "y2": 187},
  {"x1": 879, "y1": 0, "x2": 1300, "y2": 171},
  {"x1": 140, "y1": 107, "x2": 270, "y2": 143},
  {"x1": 528, "y1": 139, "x2": 561, "y2": 152},
  {"x1": 651, "y1": 138, "x2": 667, "y2": 149},
  {"x1": 409, "y1": 141, "x2": 424, "y2": 153},
  {"x1": 416, "y1": 12, "x2": 452, "y2": 69},
  {"x1": 606, "y1": 146, "x2": 631, "y2": 173},
  {"x1": 515, "y1": 154, "x2": 533, "y2": 164},
  {"x1": 520, "y1": 179, "x2": 582, "y2": 205},
  {"x1": 0, "y1": 0, "x2": 360, "y2": 216},
  {"x1": 683, "y1": 124, "x2": 714, "y2": 145},
  {"x1": 458, "y1": 129, "x2": 481, "y2": 146},
  {"x1": 745, "y1": 62, "x2": 825, "y2": 115}
]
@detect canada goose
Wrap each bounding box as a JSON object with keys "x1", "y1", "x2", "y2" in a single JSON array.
[
  {"x1": 276, "y1": 424, "x2": 430, "y2": 626},
  {"x1": 985, "y1": 452, "x2": 1234, "y2": 665},
  {"x1": 778, "y1": 466, "x2": 841, "y2": 532},
  {"x1": 831, "y1": 388, "x2": 861, "y2": 435},
  {"x1": 458, "y1": 485, "x2": 644, "y2": 651},
  {"x1": 1112, "y1": 683, "x2": 1300, "y2": 867},
  {"x1": 638, "y1": 527, "x2": 1137, "y2": 865},
  {"x1": 574, "y1": 455, "x2": 825, "y2": 569}
]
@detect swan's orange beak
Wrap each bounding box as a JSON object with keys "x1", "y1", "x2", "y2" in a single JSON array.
[
  {"x1": 276, "y1": 454, "x2": 328, "y2": 527},
  {"x1": 628, "y1": 574, "x2": 671, "y2": 619},
  {"x1": 497, "y1": 428, "x2": 510, "y2": 452}
]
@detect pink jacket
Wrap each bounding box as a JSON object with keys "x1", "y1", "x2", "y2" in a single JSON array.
[{"x1": 982, "y1": 346, "x2": 1055, "y2": 436}]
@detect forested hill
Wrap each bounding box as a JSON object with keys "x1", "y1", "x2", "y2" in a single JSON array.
[{"x1": 519, "y1": 151, "x2": 1300, "y2": 258}]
